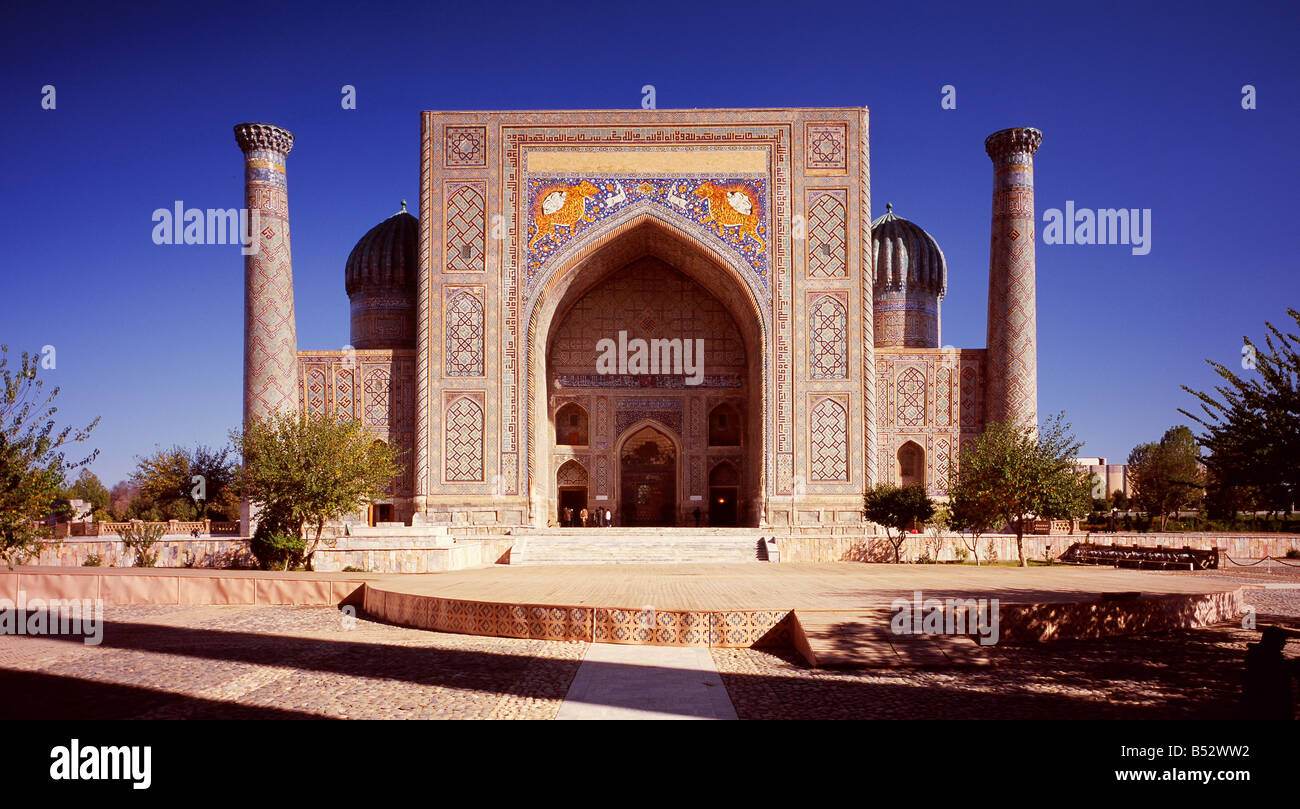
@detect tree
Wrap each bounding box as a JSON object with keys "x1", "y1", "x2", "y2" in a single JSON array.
[
  {"x1": 1127, "y1": 426, "x2": 1205, "y2": 531},
  {"x1": 234, "y1": 411, "x2": 399, "y2": 569},
  {"x1": 188, "y1": 444, "x2": 239, "y2": 520},
  {"x1": 64, "y1": 468, "x2": 110, "y2": 517},
  {"x1": 0, "y1": 345, "x2": 99, "y2": 568},
  {"x1": 947, "y1": 465, "x2": 1001, "y2": 566},
  {"x1": 1180, "y1": 308, "x2": 1299, "y2": 517},
  {"x1": 949, "y1": 413, "x2": 1093, "y2": 567},
  {"x1": 130, "y1": 443, "x2": 239, "y2": 521},
  {"x1": 1111, "y1": 489, "x2": 1130, "y2": 512},
  {"x1": 863, "y1": 483, "x2": 935, "y2": 563},
  {"x1": 108, "y1": 479, "x2": 137, "y2": 521}
]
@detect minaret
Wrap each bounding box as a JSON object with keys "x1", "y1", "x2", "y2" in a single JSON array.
[
  {"x1": 984, "y1": 127, "x2": 1042, "y2": 430},
  {"x1": 235, "y1": 122, "x2": 298, "y2": 534}
]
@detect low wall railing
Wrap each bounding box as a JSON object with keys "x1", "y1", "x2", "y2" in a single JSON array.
[{"x1": 53, "y1": 520, "x2": 242, "y2": 538}]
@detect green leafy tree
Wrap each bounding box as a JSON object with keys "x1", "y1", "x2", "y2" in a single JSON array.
[
  {"x1": 863, "y1": 483, "x2": 935, "y2": 563},
  {"x1": 1127, "y1": 426, "x2": 1205, "y2": 531},
  {"x1": 64, "y1": 468, "x2": 110, "y2": 517},
  {"x1": 188, "y1": 444, "x2": 239, "y2": 520},
  {"x1": 1111, "y1": 489, "x2": 1129, "y2": 512},
  {"x1": 0, "y1": 345, "x2": 99, "y2": 568},
  {"x1": 234, "y1": 412, "x2": 399, "y2": 569},
  {"x1": 1180, "y1": 308, "x2": 1299, "y2": 517},
  {"x1": 947, "y1": 465, "x2": 1001, "y2": 566},
  {"x1": 131, "y1": 443, "x2": 239, "y2": 521},
  {"x1": 950, "y1": 413, "x2": 1093, "y2": 566}
]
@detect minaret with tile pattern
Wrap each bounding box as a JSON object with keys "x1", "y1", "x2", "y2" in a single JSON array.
[
  {"x1": 235, "y1": 122, "x2": 299, "y2": 533},
  {"x1": 984, "y1": 127, "x2": 1042, "y2": 429}
]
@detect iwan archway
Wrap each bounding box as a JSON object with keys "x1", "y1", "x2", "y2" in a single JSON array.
[{"x1": 526, "y1": 213, "x2": 768, "y2": 528}]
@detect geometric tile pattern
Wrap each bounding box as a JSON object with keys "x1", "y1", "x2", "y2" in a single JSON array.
[
  {"x1": 364, "y1": 368, "x2": 390, "y2": 427},
  {"x1": 445, "y1": 395, "x2": 485, "y2": 482},
  {"x1": 809, "y1": 396, "x2": 849, "y2": 482},
  {"x1": 306, "y1": 366, "x2": 327, "y2": 415},
  {"x1": 960, "y1": 366, "x2": 978, "y2": 428},
  {"x1": 876, "y1": 349, "x2": 985, "y2": 498},
  {"x1": 808, "y1": 293, "x2": 848, "y2": 379},
  {"x1": 807, "y1": 192, "x2": 847, "y2": 278},
  {"x1": 444, "y1": 126, "x2": 487, "y2": 168},
  {"x1": 445, "y1": 183, "x2": 486, "y2": 272},
  {"x1": 556, "y1": 459, "x2": 588, "y2": 488},
  {"x1": 935, "y1": 436, "x2": 951, "y2": 490},
  {"x1": 364, "y1": 585, "x2": 791, "y2": 648},
  {"x1": 444, "y1": 289, "x2": 485, "y2": 377},
  {"x1": 805, "y1": 123, "x2": 848, "y2": 171},
  {"x1": 984, "y1": 127, "x2": 1042, "y2": 428},
  {"x1": 334, "y1": 367, "x2": 355, "y2": 422},
  {"x1": 362, "y1": 583, "x2": 1242, "y2": 647},
  {"x1": 295, "y1": 350, "x2": 417, "y2": 504},
  {"x1": 935, "y1": 367, "x2": 952, "y2": 427},
  {"x1": 896, "y1": 366, "x2": 926, "y2": 427},
  {"x1": 235, "y1": 124, "x2": 299, "y2": 428}
]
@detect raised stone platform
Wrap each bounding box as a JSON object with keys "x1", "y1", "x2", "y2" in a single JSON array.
[
  {"x1": 362, "y1": 563, "x2": 1244, "y2": 663},
  {"x1": 0, "y1": 566, "x2": 366, "y2": 606}
]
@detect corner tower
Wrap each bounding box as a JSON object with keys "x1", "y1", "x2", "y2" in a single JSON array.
[{"x1": 984, "y1": 126, "x2": 1042, "y2": 429}]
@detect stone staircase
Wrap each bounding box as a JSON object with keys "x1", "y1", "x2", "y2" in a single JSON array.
[
  {"x1": 507, "y1": 528, "x2": 769, "y2": 565},
  {"x1": 341, "y1": 522, "x2": 453, "y2": 546}
]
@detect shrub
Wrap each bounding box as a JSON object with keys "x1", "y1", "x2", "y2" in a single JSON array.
[
  {"x1": 954, "y1": 545, "x2": 970, "y2": 563},
  {"x1": 984, "y1": 539, "x2": 999, "y2": 564},
  {"x1": 117, "y1": 522, "x2": 165, "y2": 567},
  {"x1": 341, "y1": 565, "x2": 367, "y2": 573},
  {"x1": 1286, "y1": 549, "x2": 1300, "y2": 560},
  {"x1": 82, "y1": 553, "x2": 102, "y2": 567},
  {"x1": 250, "y1": 516, "x2": 307, "y2": 571}
]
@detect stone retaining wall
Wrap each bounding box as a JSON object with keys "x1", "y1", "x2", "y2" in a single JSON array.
[
  {"x1": 774, "y1": 533, "x2": 1300, "y2": 564},
  {"x1": 25, "y1": 537, "x2": 514, "y2": 574},
  {"x1": 0, "y1": 569, "x2": 364, "y2": 606}
]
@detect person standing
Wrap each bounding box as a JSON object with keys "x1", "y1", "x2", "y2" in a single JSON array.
[{"x1": 579, "y1": 507, "x2": 589, "y2": 528}]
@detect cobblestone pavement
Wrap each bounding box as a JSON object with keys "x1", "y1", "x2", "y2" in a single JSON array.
[
  {"x1": 2, "y1": 583, "x2": 1296, "y2": 720},
  {"x1": 711, "y1": 583, "x2": 1300, "y2": 720},
  {"x1": 0, "y1": 605, "x2": 586, "y2": 719}
]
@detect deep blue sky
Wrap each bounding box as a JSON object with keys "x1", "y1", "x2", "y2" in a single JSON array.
[{"x1": 2, "y1": 0, "x2": 1297, "y2": 486}]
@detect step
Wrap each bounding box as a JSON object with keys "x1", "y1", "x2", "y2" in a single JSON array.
[
  {"x1": 346, "y1": 524, "x2": 449, "y2": 539},
  {"x1": 508, "y1": 533, "x2": 767, "y2": 565}
]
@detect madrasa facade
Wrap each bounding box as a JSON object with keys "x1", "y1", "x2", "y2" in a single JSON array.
[{"x1": 233, "y1": 109, "x2": 1043, "y2": 532}]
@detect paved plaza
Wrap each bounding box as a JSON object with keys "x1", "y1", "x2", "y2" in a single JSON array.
[{"x1": 0, "y1": 569, "x2": 1295, "y2": 720}]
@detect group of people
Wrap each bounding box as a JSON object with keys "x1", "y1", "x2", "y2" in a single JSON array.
[{"x1": 561, "y1": 506, "x2": 613, "y2": 527}]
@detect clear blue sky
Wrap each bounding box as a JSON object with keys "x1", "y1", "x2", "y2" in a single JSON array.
[{"x1": 2, "y1": 0, "x2": 1296, "y2": 486}]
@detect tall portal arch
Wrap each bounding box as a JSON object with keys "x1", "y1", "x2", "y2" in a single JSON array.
[{"x1": 524, "y1": 213, "x2": 768, "y2": 527}]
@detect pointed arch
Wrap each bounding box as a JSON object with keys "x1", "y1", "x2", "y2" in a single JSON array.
[
  {"x1": 897, "y1": 440, "x2": 925, "y2": 488},
  {"x1": 524, "y1": 213, "x2": 768, "y2": 527}
]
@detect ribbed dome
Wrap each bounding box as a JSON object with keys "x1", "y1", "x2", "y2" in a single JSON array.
[
  {"x1": 871, "y1": 204, "x2": 947, "y2": 298},
  {"x1": 345, "y1": 208, "x2": 418, "y2": 298}
]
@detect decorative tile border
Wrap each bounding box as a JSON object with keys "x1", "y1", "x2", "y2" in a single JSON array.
[{"x1": 362, "y1": 584, "x2": 1243, "y2": 650}]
